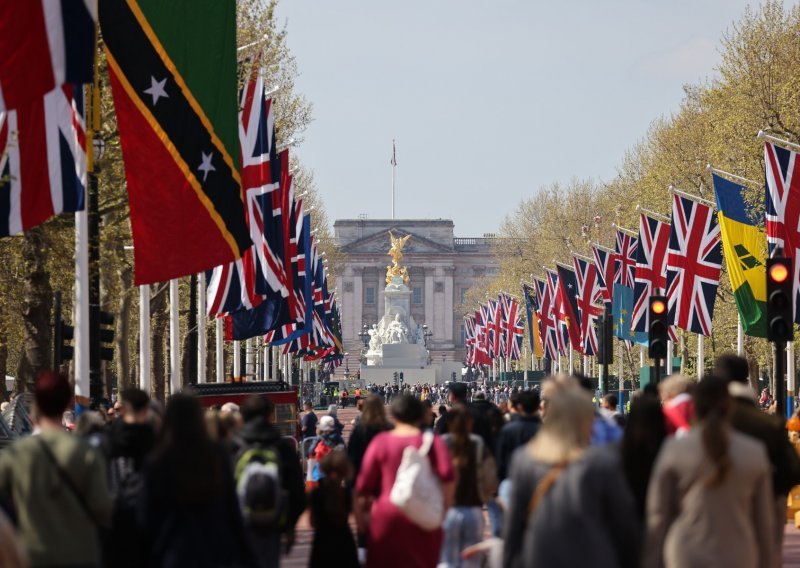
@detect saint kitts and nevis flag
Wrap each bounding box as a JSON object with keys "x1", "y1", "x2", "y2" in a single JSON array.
[
  {"x1": 100, "y1": 0, "x2": 251, "y2": 285},
  {"x1": 712, "y1": 173, "x2": 767, "y2": 337}
]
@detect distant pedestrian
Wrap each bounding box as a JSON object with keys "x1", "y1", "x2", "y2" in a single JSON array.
[
  {"x1": 300, "y1": 401, "x2": 318, "y2": 440},
  {"x1": 659, "y1": 375, "x2": 695, "y2": 436}
]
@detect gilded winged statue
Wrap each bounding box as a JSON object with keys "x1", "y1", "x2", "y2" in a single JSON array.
[{"x1": 386, "y1": 231, "x2": 411, "y2": 285}]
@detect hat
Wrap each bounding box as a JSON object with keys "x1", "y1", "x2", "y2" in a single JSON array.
[
  {"x1": 220, "y1": 402, "x2": 240, "y2": 414},
  {"x1": 319, "y1": 415, "x2": 335, "y2": 434},
  {"x1": 448, "y1": 382, "x2": 467, "y2": 399}
]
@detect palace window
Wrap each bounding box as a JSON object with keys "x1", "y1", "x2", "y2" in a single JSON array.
[
  {"x1": 413, "y1": 287, "x2": 423, "y2": 305},
  {"x1": 365, "y1": 287, "x2": 375, "y2": 305}
]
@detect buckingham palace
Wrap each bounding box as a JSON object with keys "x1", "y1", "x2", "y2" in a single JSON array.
[{"x1": 334, "y1": 218, "x2": 500, "y2": 372}]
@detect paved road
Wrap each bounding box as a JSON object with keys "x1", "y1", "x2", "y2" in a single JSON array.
[{"x1": 281, "y1": 405, "x2": 800, "y2": 567}]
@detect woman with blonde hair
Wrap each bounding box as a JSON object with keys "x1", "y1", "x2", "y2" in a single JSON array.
[{"x1": 503, "y1": 380, "x2": 639, "y2": 568}]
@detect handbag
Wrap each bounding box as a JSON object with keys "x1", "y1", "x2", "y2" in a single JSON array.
[{"x1": 389, "y1": 431, "x2": 444, "y2": 530}]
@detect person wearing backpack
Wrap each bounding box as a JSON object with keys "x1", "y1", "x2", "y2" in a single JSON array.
[
  {"x1": 102, "y1": 388, "x2": 155, "y2": 568},
  {"x1": 355, "y1": 394, "x2": 455, "y2": 568},
  {"x1": 440, "y1": 406, "x2": 493, "y2": 568},
  {"x1": 235, "y1": 395, "x2": 306, "y2": 568}
]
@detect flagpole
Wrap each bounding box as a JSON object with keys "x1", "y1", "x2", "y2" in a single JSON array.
[
  {"x1": 246, "y1": 338, "x2": 254, "y2": 380},
  {"x1": 169, "y1": 279, "x2": 181, "y2": 394},
  {"x1": 233, "y1": 340, "x2": 241, "y2": 380},
  {"x1": 75, "y1": 209, "x2": 90, "y2": 409},
  {"x1": 668, "y1": 186, "x2": 716, "y2": 209},
  {"x1": 737, "y1": 315, "x2": 744, "y2": 356},
  {"x1": 635, "y1": 205, "x2": 671, "y2": 223},
  {"x1": 706, "y1": 164, "x2": 759, "y2": 187},
  {"x1": 611, "y1": 223, "x2": 638, "y2": 238},
  {"x1": 197, "y1": 275, "x2": 206, "y2": 383},
  {"x1": 697, "y1": 334, "x2": 704, "y2": 379},
  {"x1": 568, "y1": 347, "x2": 574, "y2": 375},
  {"x1": 788, "y1": 341, "x2": 795, "y2": 418},
  {"x1": 617, "y1": 341, "x2": 623, "y2": 406},
  {"x1": 757, "y1": 130, "x2": 800, "y2": 153},
  {"x1": 666, "y1": 338, "x2": 673, "y2": 375},
  {"x1": 391, "y1": 139, "x2": 396, "y2": 220},
  {"x1": 272, "y1": 346, "x2": 278, "y2": 381},
  {"x1": 139, "y1": 285, "x2": 151, "y2": 393},
  {"x1": 215, "y1": 319, "x2": 223, "y2": 382},
  {"x1": 263, "y1": 343, "x2": 269, "y2": 381}
]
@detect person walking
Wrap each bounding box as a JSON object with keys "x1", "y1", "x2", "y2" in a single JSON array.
[
  {"x1": 440, "y1": 406, "x2": 487, "y2": 568},
  {"x1": 503, "y1": 380, "x2": 639, "y2": 568},
  {"x1": 643, "y1": 376, "x2": 775, "y2": 568},
  {"x1": 103, "y1": 388, "x2": 156, "y2": 568},
  {"x1": 0, "y1": 371, "x2": 113, "y2": 568},
  {"x1": 233, "y1": 395, "x2": 307, "y2": 567},
  {"x1": 139, "y1": 393, "x2": 256, "y2": 568},
  {"x1": 355, "y1": 395, "x2": 456, "y2": 568},
  {"x1": 309, "y1": 452, "x2": 359, "y2": 568},
  {"x1": 347, "y1": 395, "x2": 392, "y2": 479},
  {"x1": 300, "y1": 401, "x2": 318, "y2": 440},
  {"x1": 494, "y1": 390, "x2": 541, "y2": 483}
]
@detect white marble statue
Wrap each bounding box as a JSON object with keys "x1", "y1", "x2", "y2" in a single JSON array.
[
  {"x1": 386, "y1": 314, "x2": 409, "y2": 344},
  {"x1": 368, "y1": 325, "x2": 381, "y2": 353}
]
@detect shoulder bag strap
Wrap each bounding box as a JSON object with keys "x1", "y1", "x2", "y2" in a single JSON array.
[
  {"x1": 420, "y1": 430, "x2": 435, "y2": 456},
  {"x1": 527, "y1": 460, "x2": 569, "y2": 517},
  {"x1": 37, "y1": 437, "x2": 98, "y2": 526}
]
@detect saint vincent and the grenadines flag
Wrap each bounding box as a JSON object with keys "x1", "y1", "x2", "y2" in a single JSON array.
[
  {"x1": 712, "y1": 173, "x2": 767, "y2": 338},
  {"x1": 101, "y1": 0, "x2": 251, "y2": 285}
]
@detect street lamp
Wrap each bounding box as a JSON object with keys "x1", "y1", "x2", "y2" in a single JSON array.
[
  {"x1": 344, "y1": 352, "x2": 350, "y2": 377},
  {"x1": 358, "y1": 324, "x2": 370, "y2": 347},
  {"x1": 93, "y1": 137, "x2": 106, "y2": 164}
]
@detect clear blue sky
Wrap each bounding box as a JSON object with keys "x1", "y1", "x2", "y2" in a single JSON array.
[{"x1": 277, "y1": 0, "x2": 763, "y2": 237}]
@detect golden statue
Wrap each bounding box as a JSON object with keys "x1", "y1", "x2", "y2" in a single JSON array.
[{"x1": 386, "y1": 231, "x2": 411, "y2": 285}]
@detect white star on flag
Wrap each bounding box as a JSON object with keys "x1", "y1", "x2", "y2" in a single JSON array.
[
  {"x1": 143, "y1": 77, "x2": 169, "y2": 106},
  {"x1": 198, "y1": 152, "x2": 216, "y2": 182}
]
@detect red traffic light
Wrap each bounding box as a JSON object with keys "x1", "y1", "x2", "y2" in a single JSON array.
[
  {"x1": 651, "y1": 299, "x2": 667, "y2": 315},
  {"x1": 769, "y1": 263, "x2": 790, "y2": 283}
]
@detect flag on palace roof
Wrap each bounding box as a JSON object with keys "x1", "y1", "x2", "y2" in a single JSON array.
[
  {"x1": 0, "y1": 1, "x2": 96, "y2": 111},
  {"x1": 665, "y1": 193, "x2": 722, "y2": 336},
  {"x1": 764, "y1": 140, "x2": 800, "y2": 323},
  {"x1": 0, "y1": 85, "x2": 86, "y2": 237},
  {"x1": 101, "y1": 0, "x2": 251, "y2": 285},
  {"x1": 713, "y1": 173, "x2": 767, "y2": 337}
]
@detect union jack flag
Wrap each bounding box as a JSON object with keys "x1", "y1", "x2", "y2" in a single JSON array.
[
  {"x1": 487, "y1": 299, "x2": 504, "y2": 359},
  {"x1": 500, "y1": 293, "x2": 524, "y2": 360},
  {"x1": 573, "y1": 256, "x2": 603, "y2": 356},
  {"x1": 614, "y1": 229, "x2": 638, "y2": 288},
  {"x1": 665, "y1": 193, "x2": 722, "y2": 336},
  {"x1": 0, "y1": 84, "x2": 86, "y2": 237},
  {"x1": 592, "y1": 245, "x2": 615, "y2": 307},
  {"x1": 632, "y1": 213, "x2": 671, "y2": 332},
  {"x1": 534, "y1": 277, "x2": 558, "y2": 361},
  {"x1": 547, "y1": 270, "x2": 570, "y2": 356},
  {"x1": 765, "y1": 140, "x2": 800, "y2": 322}
]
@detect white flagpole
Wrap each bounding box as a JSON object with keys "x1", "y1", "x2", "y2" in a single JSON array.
[
  {"x1": 74, "y1": 210, "x2": 90, "y2": 407},
  {"x1": 197, "y1": 275, "x2": 206, "y2": 383},
  {"x1": 617, "y1": 341, "x2": 623, "y2": 395},
  {"x1": 666, "y1": 338, "x2": 673, "y2": 375},
  {"x1": 788, "y1": 341, "x2": 795, "y2": 417},
  {"x1": 639, "y1": 345, "x2": 645, "y2": 369},
  {"x1": 568, "y1": 347, "x2": 574, "y2": 375},
  {"x1": 737, "y1": 315, "x2": 744, "y2": 356},
  {"x1": 245, "y1": 338, "x2": 253, "y2": 381},
  {"x1": 215, "y1": 318, "x2": 224, "y2": 382},
  {"x1": 391, "y1": 139, "x2": 396, "y2": 220},
  {"x1": 233, "y1": 340, "x2": 241, "y2": 379},
  {"x1": 263, "y1": 343, "x2": 269, "y2": 381},
  {"x1": 697, "y1": 334, "x2": 704, "y2": 379},
  {"x1": 169, "y1": 279, "x2": 181, "y2": 394},
  {"x1": 287, "y1": 353, "x2": 293, "y2": 384},
  {"x1": 272, "y1": 346, "x2": 278, "y2": 381},
  {"x1": 139, "y1": 285, "x2": 151, "y2": 393}
]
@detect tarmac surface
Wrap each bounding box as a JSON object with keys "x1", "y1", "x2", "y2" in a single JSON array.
[{"x1": 282, "y1": 404, "x2": 800, "y2": 567}]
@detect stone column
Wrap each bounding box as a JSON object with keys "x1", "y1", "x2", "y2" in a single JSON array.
[
  {"x1": 424, "y1": 267, "x2": 434, "y2": 327},
  {"x1": 444, "y1": 266, "x2": 455, "y2": 342}
]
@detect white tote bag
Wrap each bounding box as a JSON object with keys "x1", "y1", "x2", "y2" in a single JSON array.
[{"x1": 389, "y1": 430, "x2": 444, "y2": 530}]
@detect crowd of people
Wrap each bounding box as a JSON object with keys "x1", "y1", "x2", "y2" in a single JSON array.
[{"x1": 0, "y1": 352, "x2": 798, "y2": 568}]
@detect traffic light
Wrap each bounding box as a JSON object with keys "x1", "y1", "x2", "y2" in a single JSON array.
[
  {"x1": 393, "y1": 371, "x2": 398, "y2": 384},
  {"x1": 596, "y1": 308, "x2": 613, "y2": 365},
  {"x1": 98, "y1": 310, "x2": 115, "y2": 361},
  {"x1": 767, "y1": 254, "x2": 793, "y2": 342},
  {"x1": 451, "y1": 371, "x2": 457, "y2": 381},
  {"x1": 399, "y1": 372, "x2": 404, "y2": 384},
  {"x1": 648, "y1": 296, "x2": 669, "y2": 360}
]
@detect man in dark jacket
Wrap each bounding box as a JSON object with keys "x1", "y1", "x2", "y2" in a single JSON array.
[
  {"x1": 495, "y1": 390, "x2": 541, "y2": 481},
  {"x1": 713, "y1": 353, "x2": 800, "y2": 550},
  {"x1": 103, "y1": 388, "x2": 155, "y2": 568},
  {"x1": 236, "y1": 395, "x2": 306, "y2": 568}
]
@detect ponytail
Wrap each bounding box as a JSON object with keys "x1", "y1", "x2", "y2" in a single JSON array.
[{"x1": 694, "y1": 376, "x2": 732, "y2": 487}]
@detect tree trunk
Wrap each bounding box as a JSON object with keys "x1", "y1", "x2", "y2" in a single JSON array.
[
  {"x1": 16, "y1": 229, "x2": 53, "y2": 391},
  {"x1": 115, "y1": 263, "x2": 133, "y2": 391},
  {"x1": 150, "y1": 284, "x2": 168, "y2": 402}
]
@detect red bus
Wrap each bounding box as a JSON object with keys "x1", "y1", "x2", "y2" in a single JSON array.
[{"x1": 191, "y1": 381, "x2": 300, "y2": 442}]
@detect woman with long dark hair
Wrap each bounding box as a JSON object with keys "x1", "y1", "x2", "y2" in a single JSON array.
[
  {"x1": 347, "y1": 394, "x2": 392, "y2": 479},
  {"x1": 643, "y1": 376, "x2": 775, "y2": 568},
  {"x1": 440, "y1": 405, "x2": 485, "y2": 568},
  {"x1": 139, "y1": 394, "x2": 255, "y2": 568}
]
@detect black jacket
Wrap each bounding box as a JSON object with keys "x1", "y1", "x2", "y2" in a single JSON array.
[
  {"x1": 103, "y1": 421, "x2": 155, "y2": 568},
  {"x1": 234, "y1": 417, "x2": 307, "y2": 532},
  {"x1": 730, "y1": 396, "x2": 800, "y2": 496},
  {"x1": 495, "y1": 414, "x2": 541, "y2": 480},
  {"x1": 436, "y1": 399, "x2": 504, "y2": 453}
]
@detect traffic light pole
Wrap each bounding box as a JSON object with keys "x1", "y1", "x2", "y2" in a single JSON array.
[
  {"x1": 653, "y1": 356, "x2": 661, "y2": 387},
  {"x1": 775, "y1": 341, "x2": 786, "y2": 418}
]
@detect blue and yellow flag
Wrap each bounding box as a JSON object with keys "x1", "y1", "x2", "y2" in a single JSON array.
[
  {"x1": 712, "y1": 173, "x2": 767, "y2": 337},
  {"x1": 612, "y1": 284, "x2": 647, "y2": 345}
]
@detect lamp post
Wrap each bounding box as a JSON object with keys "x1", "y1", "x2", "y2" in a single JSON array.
[
  {"x1": 358, "y1": 324, "x2": 370, "y2": 368},
  {"x1": 422, "y1": 324, "x2": 433, "y2": 365},
  {"x1": 344, "y1": 352, "x2": 350, "y2": 377},
  {"x1": 89, "y1": 136, "x2": 105, "y2": 400}
]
